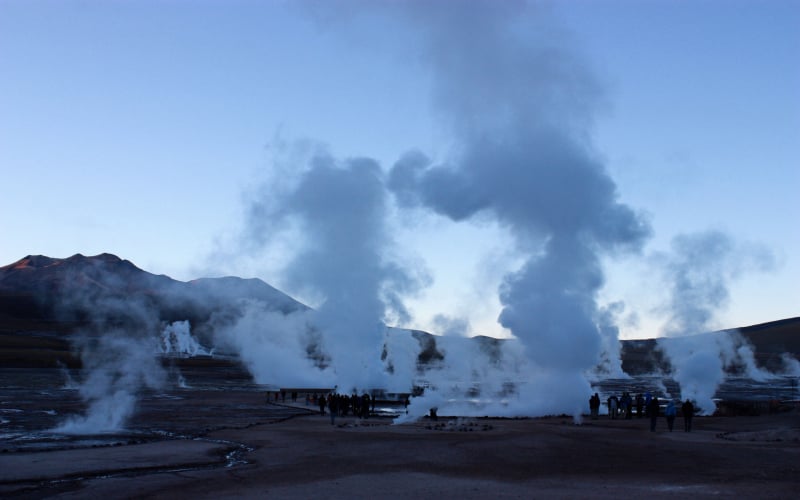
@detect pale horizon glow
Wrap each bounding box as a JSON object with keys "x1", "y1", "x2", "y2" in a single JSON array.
[{"x1": 1, "y1": 1, "x2": 798, "y2": 340}]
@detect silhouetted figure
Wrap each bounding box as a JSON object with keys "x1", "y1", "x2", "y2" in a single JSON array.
[
  {"x1": 644, "y1": 392, "x2": 652, "y2": 417},
  {"x1": 682, "y1": 399, "x2": 694, "y2": 432},
  {"x1": 318, "y1": 394, "x2": 326, "y2": 415},
  {"x1": 665, "y1": 400, "x2": 676, "y2": 432},
  {"x1": 622, "y1": 392, "x2": 633, "y2": 419},
  {"x1": 635, "y1": 394, "x2": 644, "y2": 418},
  {"x1": 361, "y1": 393, "x2": 371, "y2": 419},
  {"x1": 329, "y1": 394, "x2": 338, "y2": 425},
  {"x1": 608, "y1": 395, "x2": 618, "y2": 419},
  {"x1": 648, "y1": 396, "x2": 659, "y2": 432},
  {"x1": 589, "y1": 393, "x2": 601, "y2": 420}
]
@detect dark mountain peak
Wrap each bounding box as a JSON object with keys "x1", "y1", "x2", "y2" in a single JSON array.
[
  {"x1": 2, "y1": 253, "x2": 138, "y2": 275},
  {"x1": 188, "y1": 276, "x2": 307, "y2": 314},
  {"x1": 0, "y1": 254, "x2": 308, "y2": 332},
  {"x1": 1, "y1": 255, "x2": 59, "y2": 271},
  {"x1": 63, "y1": 253, "x2": 141, "y2": 272},
  {"x1": 0, "y1": 253, "x2": 168, "y2": 296}
]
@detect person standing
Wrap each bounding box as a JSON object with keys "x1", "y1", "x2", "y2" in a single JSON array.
[
  {"x1": 623, "y1": 392, "x2": 633, "y2": 420},
  {"x1": 589, "y1": 393, "x2": 600, "y2": 420},
  {"x1": 648, "y1": 396, "x2": 659, "y2": 432},
  {"x1": 329, "y1": 394, "x2": 338, "y2": 425},
  {"x1": 682, "y1": 399, "x2": 694, "y2": 432},
  {"x1": 608, "y1": 395, "x2": 618, "y2": 420},
  {"x1": 635, "y1": 393, "x2": 644, "y2": 418},
  {"x1": 665, "y1": 400, "x2": 677, "y2": 432},
  {"x1": 318, "y1": 394, "x2": 327, "y2": 415}
]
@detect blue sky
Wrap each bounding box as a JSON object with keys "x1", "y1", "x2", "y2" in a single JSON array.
[{"x1": 1, "y1": 0, "x2": 797, "y2": 339}]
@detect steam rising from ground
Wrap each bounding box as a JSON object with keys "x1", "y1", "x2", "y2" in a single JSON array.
[
  {"x1": 212, "y1": 1, "x2": 656, "y2": 416},
  {"x1": 44, "y1": 1, "x2": 789, "y2": 428},
  {"x1": 161, "y1": 320, "x2": 214, "y2": 357},
  {"x1": 56, "y1": 333, "x2": 165, "y2": 434},
  {"x1": 383, "y1": 1, "x2": 650, "y2": 417},
  {"x1": 54, "y1": 262, "x2": 168, "y2": 434},
  {"x1": 241, "y1": 153, "x2": 428, "y2": 393},
  {"x1": 655, "y1": 231, "x2": 776, "y2": 413},
  {"x1": 214, "y1": 306, "x2": 330, "y2": 388}
]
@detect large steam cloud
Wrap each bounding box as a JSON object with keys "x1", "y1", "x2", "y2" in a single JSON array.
[
  {"x1": 229, "y1": 1, "x2": 645, "y2": 418},
  {"x1": 241, "y1": 151, "x2": 428, "y2": 392},
  {"x1": 230, "y1": 0, "x2": 653, "y2": 417},
  {"x1": 219, "y1": 1, "x2": 785, "y2": 420},
  {"x1": 43, "y1": 2, "x2": 790, "y2": 433},
  {"x1": 384, "y1": 1, "x2": 650, "y2": 417}
]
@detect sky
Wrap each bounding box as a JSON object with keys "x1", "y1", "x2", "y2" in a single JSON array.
[{"x1": 1, "y1": 0, "x2": 798, "y2": 340}]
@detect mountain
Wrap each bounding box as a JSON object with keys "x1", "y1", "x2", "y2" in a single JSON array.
[
  {"x1": 0, "y1": 253, "x2": 306, "y2": 344},
  {"x1": 0, "y1": 254, "x2": 797, "y2": 373}
]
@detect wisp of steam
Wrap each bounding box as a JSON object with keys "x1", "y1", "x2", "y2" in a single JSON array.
[
  {"x1": 655, "y1": 230, "x2": 776, "y2": 413},
  {"x1": 54, "y1": 264, "x2": 168, "y2": 434},
  {"x1": 55, "y1": 332, "x2": 165, "y2": 434}
]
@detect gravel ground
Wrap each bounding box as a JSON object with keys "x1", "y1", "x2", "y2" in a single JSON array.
[{"x1": 1, "y1": 389, "x2": 798, "y2": 499}]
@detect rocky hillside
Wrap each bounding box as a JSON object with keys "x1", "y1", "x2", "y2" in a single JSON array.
[
  {"x1": 0, "y1": 254, "x2": 797, "y2": 373},
  {"x1": 0, "y1": 254, "x2": 307, "y2": 366},
  {"x1": 0, "y1": 253, "x2": 305, "y2": 331}
]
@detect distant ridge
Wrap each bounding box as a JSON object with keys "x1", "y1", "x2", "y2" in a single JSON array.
[
  {"x1": 0, "y1": 254, "x2": 797, "y2": 372},
  {"x1": 0, "y1": 253, "x2": 307, "y2": 334}
]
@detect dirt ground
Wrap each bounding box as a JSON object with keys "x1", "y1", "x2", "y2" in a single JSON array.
[{"x1": 2, "y1": 396, "x2": 799, "y2": 499}]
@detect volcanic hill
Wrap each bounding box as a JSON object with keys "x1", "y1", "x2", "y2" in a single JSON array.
[{"x1": 0, "y1": 253, "x2": 797, "y2": 373}]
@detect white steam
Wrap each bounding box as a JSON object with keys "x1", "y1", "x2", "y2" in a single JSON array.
[
  {"x1": 383, "y1": 1, "x2": 649, "y2": 418},
  {"x1": 382, "y1": 329, "x2": 423, "y2": 394},
  {"x1": 213, "y1": 303, "x2": 331, "y2": 387},
  {"x1": 398, "y1": 337, "x2": 528, "y2": 422},
  {"x1": 221, "y1": 1, "x2": 654, "y2": 418},
  {"x1": 655, "y1": 230, "x2": 776, "y2": 413},
  {"x1": 160, "y1": 320, "x2": 214, "y2": 357},
  {"x1": 241, "y1": 153, "x2": 428, "y2": 393},
  {"x1": 55, "y1": 332, "x2": 165, "y2": 434}
]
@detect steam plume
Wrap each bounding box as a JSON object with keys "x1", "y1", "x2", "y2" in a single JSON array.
[
  {"x1": 56, "y1": 332, "x2": 165, "y2": 434},
  {"x1": 49, "y1": 255, "x2": 166, "y2": 434},
  {"x1": 385, "y1": 1, "x2": 650, "y2": 416},
  {"x1": 54, "y1": 266, "x2": 167, "y2": 433},
  {"x1": 655, "y1": 230, "x2": 776, "y2": 413},
  {"x1": 242, "y1": 151, "x2": 427, "y2": 392}
]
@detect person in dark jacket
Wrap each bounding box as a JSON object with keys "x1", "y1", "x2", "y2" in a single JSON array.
[
  {"x1": 635, "y1": 393, "x2": 644, "y2": 418},
  {"x1": 589, "y1": 393, "x2": 601, "y2": 420},
  {"x1": 647, "y1": 396, "x2": 659, "y2": 432},
  {"x1": 665, "y1": 400, "x2": 677, "y2": 432},
  {"x1": 328, "y1": 394, "x2": 338, "y2": 425},
  {"x1": 682, "y1": 399, "x2": 694, "y2": 432}
]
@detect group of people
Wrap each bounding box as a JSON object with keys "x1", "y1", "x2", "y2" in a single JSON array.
[
  {"x1": 317, "y1": 392, "x2": 374, "y2": 425},
  {"x1": 270, "y1": 390, "x2": 298, "y2": 403},
  {"x1": 590, "y1": 391, "x2": 695, "y2": 432}
]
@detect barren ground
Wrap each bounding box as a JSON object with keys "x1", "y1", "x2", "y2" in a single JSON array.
[{"x1": 1, "y1": 389, "x2": 798, "y2": 499}]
